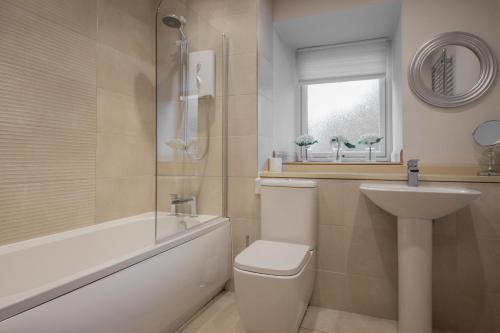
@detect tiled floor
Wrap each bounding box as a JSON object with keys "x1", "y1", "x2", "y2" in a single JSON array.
[{"x1": 178, "y1": 291, "x2": 399, "y2": 333}]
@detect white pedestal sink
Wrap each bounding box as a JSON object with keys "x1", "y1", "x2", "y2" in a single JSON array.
[{"x1": 360, "y1": 184, "x2": 481, "y2": 333}]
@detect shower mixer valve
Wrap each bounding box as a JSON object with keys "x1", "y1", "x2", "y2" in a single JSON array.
[{"x1": 169, "y1": 194, "x2": 198, "y2": 217}]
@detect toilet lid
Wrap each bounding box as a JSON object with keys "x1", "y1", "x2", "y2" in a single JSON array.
[{"x1": 234, "y1": 240, "x2": 310, "y2": 276}]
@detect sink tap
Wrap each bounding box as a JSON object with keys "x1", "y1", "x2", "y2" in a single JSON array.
[
  {"x1": 407, "y1": 159, "x2": 419, "y2": 187},
  {"x1": 169, "y1": 194, "x2": 198, "y2": 217}
]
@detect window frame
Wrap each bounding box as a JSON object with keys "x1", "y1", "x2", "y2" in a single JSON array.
[{"x1": 299, "y1": 51, "x2": 393, "y2": 162}]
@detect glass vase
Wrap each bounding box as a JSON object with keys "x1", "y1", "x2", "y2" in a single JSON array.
[
  {"x1": 365, "y1": 146, "x2": 377, "y2": 162},
  {"x1": 332, "y1": 145, "x2": 343, "y2": 162},
  {"x1": 296, "y1": 146, "x2": 312, "y2": 162},
  {"x1": 305, "y1": 147, "x2": 313, "y2": 161},
  {"x1": 296, "y1": 146, "x2": 305, "y2": 162}
]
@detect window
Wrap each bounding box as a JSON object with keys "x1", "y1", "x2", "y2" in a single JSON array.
[{"x1": 297, "y1": 39, "x2": 392, "y2": 161}]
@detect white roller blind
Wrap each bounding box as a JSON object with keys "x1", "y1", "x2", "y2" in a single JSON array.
[{"x1": 296, "y1": 39, "x2": 389, "y2": 82}]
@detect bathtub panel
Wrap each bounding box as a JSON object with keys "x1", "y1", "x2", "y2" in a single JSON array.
[{"x1": 0, "y1": 222, "x2": 231, "y2": 333}]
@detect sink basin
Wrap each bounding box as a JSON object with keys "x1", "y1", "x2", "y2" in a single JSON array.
[
  {"x1": 360, "y1": 184, "x2": 481, "y2": 219},
  {"x1": 360, "y1": 183, "x2": 480, "y2": 333}
]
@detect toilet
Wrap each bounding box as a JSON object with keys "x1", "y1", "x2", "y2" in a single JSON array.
[{"x1": 234, "y1": 178, "x2": 317, "y2": 333}]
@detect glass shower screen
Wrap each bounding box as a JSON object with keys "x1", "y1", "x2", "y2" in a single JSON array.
[{"x1": 156, "y1": 0, "x2": 228, "y2": 242}]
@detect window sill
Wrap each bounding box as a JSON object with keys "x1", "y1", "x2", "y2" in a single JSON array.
[
  {"x1": 284, "y1": 162, "x2": 402, "y2": 165},
  {"x1": 261, "y1": 164, "x2": 500, "y2": 183}
]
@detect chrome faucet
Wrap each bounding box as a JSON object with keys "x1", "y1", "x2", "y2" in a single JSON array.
[
  {"x1": 407, "y1": 159, "x2": 419, "y2": 187},
  {"x1": 169, "y1": 194, "x2": 197, "y2": 217}
]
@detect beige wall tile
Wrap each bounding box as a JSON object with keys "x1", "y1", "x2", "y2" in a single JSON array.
[
  {"x1": 311, "y1": 271, "x2": 350, "y2": 311},
  {"x1": 97, "y1": 43, "x2": 155, "y2": 99},
  {"x1": 104, "y1": 0, "x2": 157, "y2": 25},
  {"x1": 0, "y1": 0, "x2": 156, "y2": 243},
  {"x1": 228, "y1": 53, "x2": 257, "y2": 96},
  {"x1": 198, "y1": 97, "x2": 223, "y2": 138},
  {"x1": 228, "y1": 177, "x2": 259, "y2": 220},
  {"x1": 228, "y1": 95, "x2": 258, "y2": 136},
  {"x1": 476, "y1": 238, "x2": 500, "y2": 293},
  {"x1": 226, "y1": 0, "x2": 257, "y2": 16},
  {"x1": 318, "y1": 225, "x2": 348, "y2": 273},
  {"x1": 97, "y1": 89, "x2": 155, "y2": 140},
  {"x1": 230, "y1": 218, "x2": 260, "y2": 256},
  {"x1": 0, "y1": 1, "x2": 97, "y2": 85},
  {"x1": 228, "y1": 136, "x2": 258, "y2": 177},
  {"x1": 432, "y1": 215, "x2": 459, "y2": 331},
  {"x1": 97, "y1": 0, "x2": 156, "y2": 64},
  {"x1": 195, "y1": 136, "x2": 224, "y2": 177},
  {"x1": 0, "y1": 0, "x2": 97, "y2": 244},
  {"x1": 347, "y1": 274, "x2": 398, "y2": 320},
  {"x1": 456, "y1": 183, "x2": 500, "y2": 240},
  {"x1": 0, "y1": 180, "x2": 95, "y2": 245},
  {"x1": 196, "y1": 176, "x2": 224, "y2": 216},
  {"x1": 225, "y1": 11, "x2": 257, "y2": 55},
  {"x1": 433, "y1": 284, "x2": 459, "y2": 332},
  {"x1": 0, "y1": 62, "x2": 96, "y2": 134},
  {"x1": 457, "y1": 291, "x2": 499, "y2": 333},
  {"x1": 96, "y1": 133, "x2": 155, "y2": 178},
  {"x1": 346, "y1": 223, "x2": 397, "y2": 280},
  {"x1": 309, "y1": 178, "x2": 500, "y2": 329},
  {"x1": 486, "y1": 292, "x2": 500, "y2": 333},
  {"x1": 0, "y1": 121, "x2": 96, "y2": 184},
  {"x1": 433, "y1": 215, "x2": 458, "y2": 290},
  {"x1": 299, "y1": 329, "x2": 319, "y2": 333},
  {"x1": 317, "y1": 180, "x2": 345, "y2": 225},
  {"x1": 96, "y1": 176, "x2": 155, "y2": 222},
  {"x1": 3, "y1": 0, "x2": 98, "y2": 39}
]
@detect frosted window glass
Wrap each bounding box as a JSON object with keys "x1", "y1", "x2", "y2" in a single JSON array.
[{"x1": 307, "y1": 79, "x2": 383, "y2": 154}]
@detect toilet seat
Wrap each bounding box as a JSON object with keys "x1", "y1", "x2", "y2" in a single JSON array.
[{"x1": 234, "y1": 240, "x2": 310, "y2": 276}]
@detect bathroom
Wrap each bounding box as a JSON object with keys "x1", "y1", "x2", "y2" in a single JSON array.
[{"x1": 0, "y1": 0, "x2": 499, "y2": 332}]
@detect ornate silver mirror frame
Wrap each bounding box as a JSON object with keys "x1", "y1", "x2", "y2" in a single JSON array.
[{"x1": 409, "y1": 32, "x2": 497, "y2": 108}]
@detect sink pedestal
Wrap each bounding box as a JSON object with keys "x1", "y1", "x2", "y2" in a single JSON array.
[
  {"x1": 360, "y1": 183, "x2": 481, "y2": 333},
  {"x1": 398, "y1": 218, "x2": 432, "y2": 333}
]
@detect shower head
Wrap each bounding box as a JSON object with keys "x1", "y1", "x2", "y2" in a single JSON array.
[{"x1": 162, "y1": 14, "x2": 186, "y2": 29}]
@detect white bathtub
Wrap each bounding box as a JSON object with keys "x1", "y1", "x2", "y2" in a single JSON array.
[{"x1": 0, "y1": 212, "x2": 231, "y2": 333}]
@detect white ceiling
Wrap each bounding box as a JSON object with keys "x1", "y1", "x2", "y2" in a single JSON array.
[{"x1": 274, "y1": 2, "x2": 401, "y2": 49}]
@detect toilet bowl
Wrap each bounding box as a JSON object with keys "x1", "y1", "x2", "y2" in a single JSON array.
[
  {"x1": 234, "y1": 179, "x2": 318, "y2": 333},
  {"x1": 234, "y1": 240, "x2": 316, "y2": 333}
]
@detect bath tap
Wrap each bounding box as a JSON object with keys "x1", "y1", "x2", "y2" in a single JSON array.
[
  {"x1": 407, "y1": 159, "x2": 419, "y2": 187},
  {"x1": 170, "y1": 194, "x2": 198, "y2": 217}
]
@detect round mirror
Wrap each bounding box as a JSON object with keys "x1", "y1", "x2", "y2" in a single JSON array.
[
  {"x1": 409, "y1": 32, "x2": 497, "y2": 108},
  {"x1": 473, "y1": 120, "x2": 500, "y2": 147}
]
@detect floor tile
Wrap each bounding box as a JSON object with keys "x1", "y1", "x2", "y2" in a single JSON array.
[
  {"x1": 335, "y1": 311, "x2": 397, "y2": 333},
  {"x1": 301, "y1": 306, "x2": 340, "y2": 333},
  {"x1": 179, "y1": 291, "x2": 453, "y2": 333}
]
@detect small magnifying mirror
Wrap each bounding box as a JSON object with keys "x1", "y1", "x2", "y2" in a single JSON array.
[{"x1": 473, "y1": 120, "x2": 500, "y2": 176}]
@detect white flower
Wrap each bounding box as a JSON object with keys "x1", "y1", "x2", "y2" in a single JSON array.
[
  {"x1": 330, "y1": 135, "x2": 348, "y2": 144},
  {"x1": 358, "y1": 134, "x2": 383, "y2": 145},
  {"x1": 295, "y1": 134, "x2": 318, "y2": 147},
  {"x1": 331, "y1": 135, "x2": 356, "y2": 149}
]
